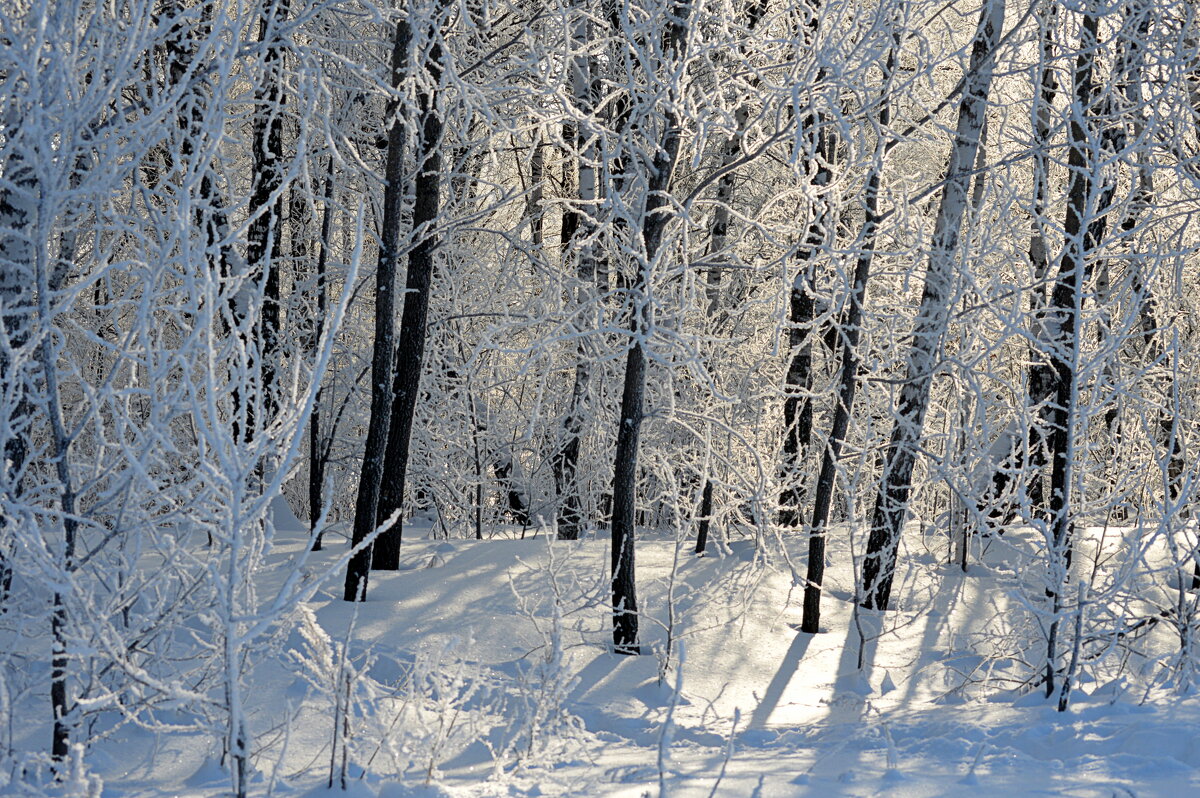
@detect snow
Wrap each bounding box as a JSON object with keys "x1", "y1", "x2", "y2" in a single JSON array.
[{"x1": 9, "y1": 513, "x2": 1200, "y2": 796}]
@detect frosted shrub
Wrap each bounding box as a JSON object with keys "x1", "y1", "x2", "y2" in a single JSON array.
[
  {"x1": 289, "y1": 607, "x2": 503, "y2": 785},
  {"x1": 501, "y1": 601, "x2": 587, "y2": 770},
  {"x1": 498, "y1": 538, "x2": 592, "y2": 772}
]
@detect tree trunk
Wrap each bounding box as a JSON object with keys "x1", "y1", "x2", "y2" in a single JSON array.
[
  {"x1": 609, "y1": 0, "x2": 694, "y2": 654},
  {"x1": 309, "y1": 157, "x2": 335, "y2": 551},
  {"x1": 778, "y1": 265, "x2": 817, "y2": 529},
  {"x1": 800, "y1": 38, "x2": 897, "y2": 633},
  {"x1": 1044, "y1": 5, "x2": 1111, "y2": 699},
  {"x1": 26, "y1": 163, "x2": 79, "y2": 767},
  {"x1": 344, "y1": 21, "x2": 410, "y2": 601},
  {"x1": 778, "y1": 37, "x2": 839, "y2": 531},
  {"x1": 554, "y1": 12, "x2": 598, "y2": 541},
  {"x1": 1013, "y1": 1, "x2": 1061, "y2": 520},
  {"x1": 374, "y1": 20, "x2": 445, "y2": 568},
  {"x1": 247, "y1": 0, "x2": 290, "y2": 430},
  {"x1": 528, "y1": 131, "x2": 545, "y2": 248},
  {"x1": 861, "y1": 0, "x2": 1004, "y2": 612}
]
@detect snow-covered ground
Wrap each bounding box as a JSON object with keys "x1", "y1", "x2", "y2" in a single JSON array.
[{"x1": 12, "y1": 499, "x2": 1200, "y2": 796}]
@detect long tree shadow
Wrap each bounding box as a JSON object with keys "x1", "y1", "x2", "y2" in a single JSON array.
[
  {"x1": 747, "y1": 630, "x2": 814, "y2": 729},
  {"x1": 826, "y1": 607, "x2": 883, "y2": 719}
]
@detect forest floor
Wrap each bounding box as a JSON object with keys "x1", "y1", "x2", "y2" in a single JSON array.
[{"x1": 27, "y1": 500, "x2": 1200, "y2": 796}]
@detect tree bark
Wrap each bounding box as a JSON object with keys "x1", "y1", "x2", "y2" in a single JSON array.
[
  {"x1": 247, "y1": 0, "x2": 290, "y2": 431},
  {"x1": 309, "y1": 157, "x2": 335, "y2": 551},
  {"x1": 609, "y1": 0, "x2": 694, "y2": 654},
  {"x1": 861, "y1": 0, "x2": 1004, "y2": 612},
  {"x1": 528, "y1": 131, "x2": 544, "y2": 248},
  {"x1": 374, "y1": 20, "x2": 445, "y2": 568},
  {"x1": 554, "y1": 11, "x2": 598, "y2": 541},
  {"x1": 778, "y1": 265, "x2": 817, "y2": 530},
  {"x1": 778, "y1": 34, "x2": 839, "y2": 530},
  {"x1": 1044, "y1": 5, "x2": 1111, "y2": 698},
  {"x1": 800, "y1": 38, "x2": 896, "y2": 633},
  {"x1": 344, "y1": 20, "x2": 410, "y2": 601}
]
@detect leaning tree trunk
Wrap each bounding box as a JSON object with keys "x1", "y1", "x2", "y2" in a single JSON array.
[
  {"x1": 344, "y1": 21, "x2": 410, "y2": 601},
  {"x1": 800, "y1": 37, "x2": 897, "y2": 633},
  {"x1": 861, "y1": 0, "x2": 1004, "y2": 612},
  {"x1": 374, "y1": 19, "x2": 445, "y2": 569},
  {"x1": 608, "y1": 0, "x2": 694, "y2": 654}
]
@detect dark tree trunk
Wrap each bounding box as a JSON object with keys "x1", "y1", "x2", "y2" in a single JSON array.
[
  {"x1": 1014, "y1": 1, "x2": 1060, "y2": 520},
  {"x1": 554, "y1": 347, "x2": 590, "y2": 540},
  {"x1": 695, "y1": 479, "x2": 715, "y2": 554},
  {"x1": 778, "y1": 266, "x2": 816, "y2": 529},
  {"x1": 2, "y1": 55, "x2": 81, "y2": 766},
  {"x1": 554, "y1": 18, "x2": 598, "y2": 541},
  {"x1": 1044, "y1": 6, "x2": 1111, "y2": 700},
  {"x1": 34, "y1": 205, "x2": 80, "y2": 772},
  {"x1": 778, "y1": 47, "x2": 839, "y2": 530},
  {"x1": 800, "y1": 39, "x2": 896, "y2": 633},
  {"x1": 309, "y1": 157, "x2": 335, "y2": 551},
  {"x1": 611, "y1": 335, "x2": 646, "y2": 653},
  {"x1": 861, "y1": 0, "x2": 1004, "y2": 612},
  {"x1": 247, "y1": 0, "x2": 290, "y2": 429},
  {"x1": 528, "y1": 132, "x2": 545, "y2": 248},
  {"x1": 779, "y1": 0, "x2": 838, "y2": 544},
  {"x1": 609, "y1": 0, "x2": 694, "y2": 654},
  {"x1": 344, "y1": 21, "x2": 410, "y2": 601},
  {"x1": 374, "y1": 24, "x2": 445, "y2": 568}
]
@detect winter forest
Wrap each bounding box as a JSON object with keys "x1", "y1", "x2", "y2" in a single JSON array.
[{"x1": 5, "y1": 0, "x2": 1200, "y2": 794}]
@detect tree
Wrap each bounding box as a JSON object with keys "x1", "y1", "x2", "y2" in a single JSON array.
[
  {"x1": 345, "y1": 18, "x2": 410, "y2": 601},
  {"x1": 552, "y1": 0, "x2": 599, "y2": 541},
  {"x1": 861, "y1": 0, "x2": 1005, "y2": 612},
  {"x1": 247, "y1": 0, "x2": 291, "y2": 430},
  {"x1": 800, "y1": 27, "x2": 899, "y2": 633},
  {"x1": 608, "y1": 0, "x2": 695, "y2": 654},
  {"x1": 374, "y1": 2, "x2": 448, "y2": 569}
]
